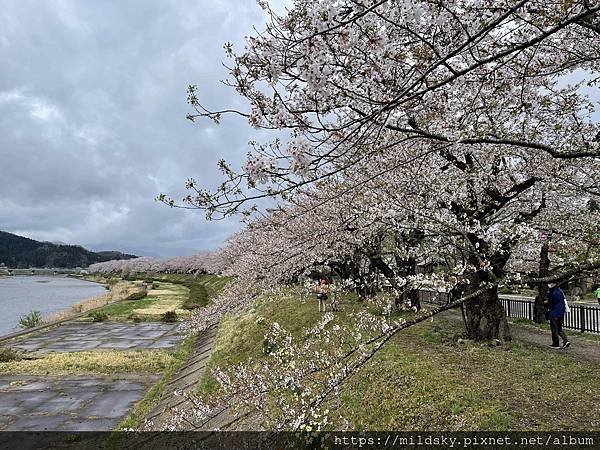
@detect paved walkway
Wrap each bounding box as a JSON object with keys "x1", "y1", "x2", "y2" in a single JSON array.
[
  {"x1": 440, "y1": 308, "x2": 600, "y2": 364},
  {"x1": 0, "y1": 374, "x2": 158, "y2": 431},
  {"x1": 0, "y1": 280, "x2": 195, "y2": 432},
  {"x1": 510, "y1": 322, "x2": 600, "y2": 364},
  {"x1": 0, "y1": 320, "x2": 188, "y2": 431},
  {"x1": 7, "y1": 322, "x2": 184, "y2": 353}
]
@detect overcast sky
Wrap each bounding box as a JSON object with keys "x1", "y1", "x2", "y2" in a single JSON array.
[{"x1": 0, "y1": 0, "x2": 288, "y2": 257}]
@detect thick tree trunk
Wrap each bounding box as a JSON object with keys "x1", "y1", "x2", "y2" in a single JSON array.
[
  {"x1": 407, "y1": 257, "x2": 420, "y2": 310},
  {"x1": 461, "y1": 272, "x2": 511, "y2": 341},
  {"x1": 409, "y1": 289, "x2": 420, "y2": 310},
  {"x1": 370, "y1": 255, "x2": 400, "y2": 290},
  {"x1": 393, "y1": 228, "x2": 424, "y2": 310},
  {"x1": 533, "y1": 242, "x2": 550, "y2": 323}
]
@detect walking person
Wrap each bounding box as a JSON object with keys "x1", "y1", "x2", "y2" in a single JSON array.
[
  {"x1": 545, "y1": 283, "x2": 571, "y2": 349},
  {"x1": 316, "y1": 276, "x2": 329, "y2": 312},
  {"x1": 595, "y1": 285, "x2": 600, "y2": 306}
]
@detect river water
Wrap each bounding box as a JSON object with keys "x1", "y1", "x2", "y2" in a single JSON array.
[{"x1": 0, "y1": 276, "x2": 107, "y2": 336}]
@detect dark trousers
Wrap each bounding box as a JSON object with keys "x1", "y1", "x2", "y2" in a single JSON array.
[{"x1": 550, "y1": 316, "x2": 568, "y2": 346}]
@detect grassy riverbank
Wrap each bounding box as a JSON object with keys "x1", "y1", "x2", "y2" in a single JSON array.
[
  {"x1": 85, "y1": 274, "x2": 230, "y2": 322},
  {"x1": 123, "y1": 273, "x2": 230, "y2": 310},
  {"x1": 198, "y1": 288, "x2": 600, "y2": 431},
  {"x1": 44, "y1": 279, "x2": 142, "y2": 323},
  {"x1": 0, "y1": 273, "x2": 227, "y2": 434},
  {"x1": 85, "y1": 282, "x2": 190, "y2": 322}
]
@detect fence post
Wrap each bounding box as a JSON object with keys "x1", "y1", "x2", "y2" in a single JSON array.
[
  {"x1": 580, "y1": 306, "x2": 586, "y2": 333},
  {"x1": 528, "y1": 302, "x2": 532, "y2": 321},
  {"x1": 506, "y1": 299, "x2": 511, "y2": 318}
]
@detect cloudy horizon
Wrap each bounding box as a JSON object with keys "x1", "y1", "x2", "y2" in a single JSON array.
[{"x1": 0, "y1": 0, "x2": 286, "y2": 257}]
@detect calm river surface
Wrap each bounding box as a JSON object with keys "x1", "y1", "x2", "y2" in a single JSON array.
[{"x1": 0, "y1": 276, "x2": 106, "y2": 336}]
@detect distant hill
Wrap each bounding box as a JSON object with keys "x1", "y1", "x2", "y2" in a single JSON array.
[{"x1": 0, "y1": 231, "x2": 137, "y2": 269}]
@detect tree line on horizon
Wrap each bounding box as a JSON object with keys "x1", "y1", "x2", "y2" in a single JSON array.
[{"x1": 0, "y1": 230, "x2": 136, "y2": 269}]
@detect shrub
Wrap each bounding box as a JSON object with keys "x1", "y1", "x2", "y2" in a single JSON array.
[
  {"x1": 0, "y1": 348, "x2": 23, "y2": 363},
  {"x1": 182, "y1": 284, "x2": 210, "y2": 310},
  {"x1": 161, "y1": 311, "x2": 178, "y2": 323},
  {"x1": 151, "y1": 282, "x2": 160, "y2": 289},
  {"x1": 89, "y1": 311, "x2": 109, "y2": 322},
  {"x1": 18, "y1": 311, "x2": 43, "y2": 329},
  {"x1": 126, "y1": 291, "x2": 148, "y2": 301}
]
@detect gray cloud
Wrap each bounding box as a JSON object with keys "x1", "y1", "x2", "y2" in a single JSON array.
[{"x1": 0, "y1": 0, "x2": 280, "y2": 256}]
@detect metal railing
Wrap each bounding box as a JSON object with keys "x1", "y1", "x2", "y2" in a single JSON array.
[
  {"x1": 416, "y1": 289, "x2": 449, "y2": 305},
  {"x1": 418, "y1": 289, "x2": 600, "y2": 334},
  {"x1": 500, "y1": 297, "x2": 600, "y2": 334}
]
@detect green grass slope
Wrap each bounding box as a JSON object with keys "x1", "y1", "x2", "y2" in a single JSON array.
[{"x1": 198, "y1": 289, "x2": 600, "y2": 431}]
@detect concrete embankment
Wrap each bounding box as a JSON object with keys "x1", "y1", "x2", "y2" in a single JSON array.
[{"x1": 0, "y1": 280, "x2": 190, "y2": 431}]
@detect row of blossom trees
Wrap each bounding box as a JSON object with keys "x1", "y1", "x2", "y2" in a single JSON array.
[
  {"x1": 88, "y1": 252, "x2": 219, "y2": 275},
  {"x1": 159, "y1": 0, "x2": 600, "y2": 341},
  {"x1": 99, "y1": 1, "x2": 600, "y2": 430},
  {"x1": 88, "y1": 0, "x2": 600, "y2": 346}
]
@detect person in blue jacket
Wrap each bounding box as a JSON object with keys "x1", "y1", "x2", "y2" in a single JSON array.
[{"x1": 545, "y1": 284, "x2": 571, "y2": 349}]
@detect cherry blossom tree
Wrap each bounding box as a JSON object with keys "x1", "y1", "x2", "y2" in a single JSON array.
[
  {"x1": 206, "y1": 141, "x2": 598, "y2": 339},
  {"x1": 113, "y1": 3, "x2": 600, "y2": 428},
  {"x1": 160, "y1": 0, "x2": 600, "y2": 340},
  {"x1": 88, "y1": 252, "x2": 214, "y2": 275}
]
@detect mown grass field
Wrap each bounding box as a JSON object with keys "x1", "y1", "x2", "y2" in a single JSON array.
[
  {"x1": 119, "y1": 274, "x2": 231, "y2": 310},
  {"x1": 198, "y1": 288, "x2": 600, "y2": 431},
  {"x1": 131, "y1": 284, "x2": 189, "y2": 317},
  {"x1": 86, "y1": 281, "x2": 189, "y2": 322}
]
